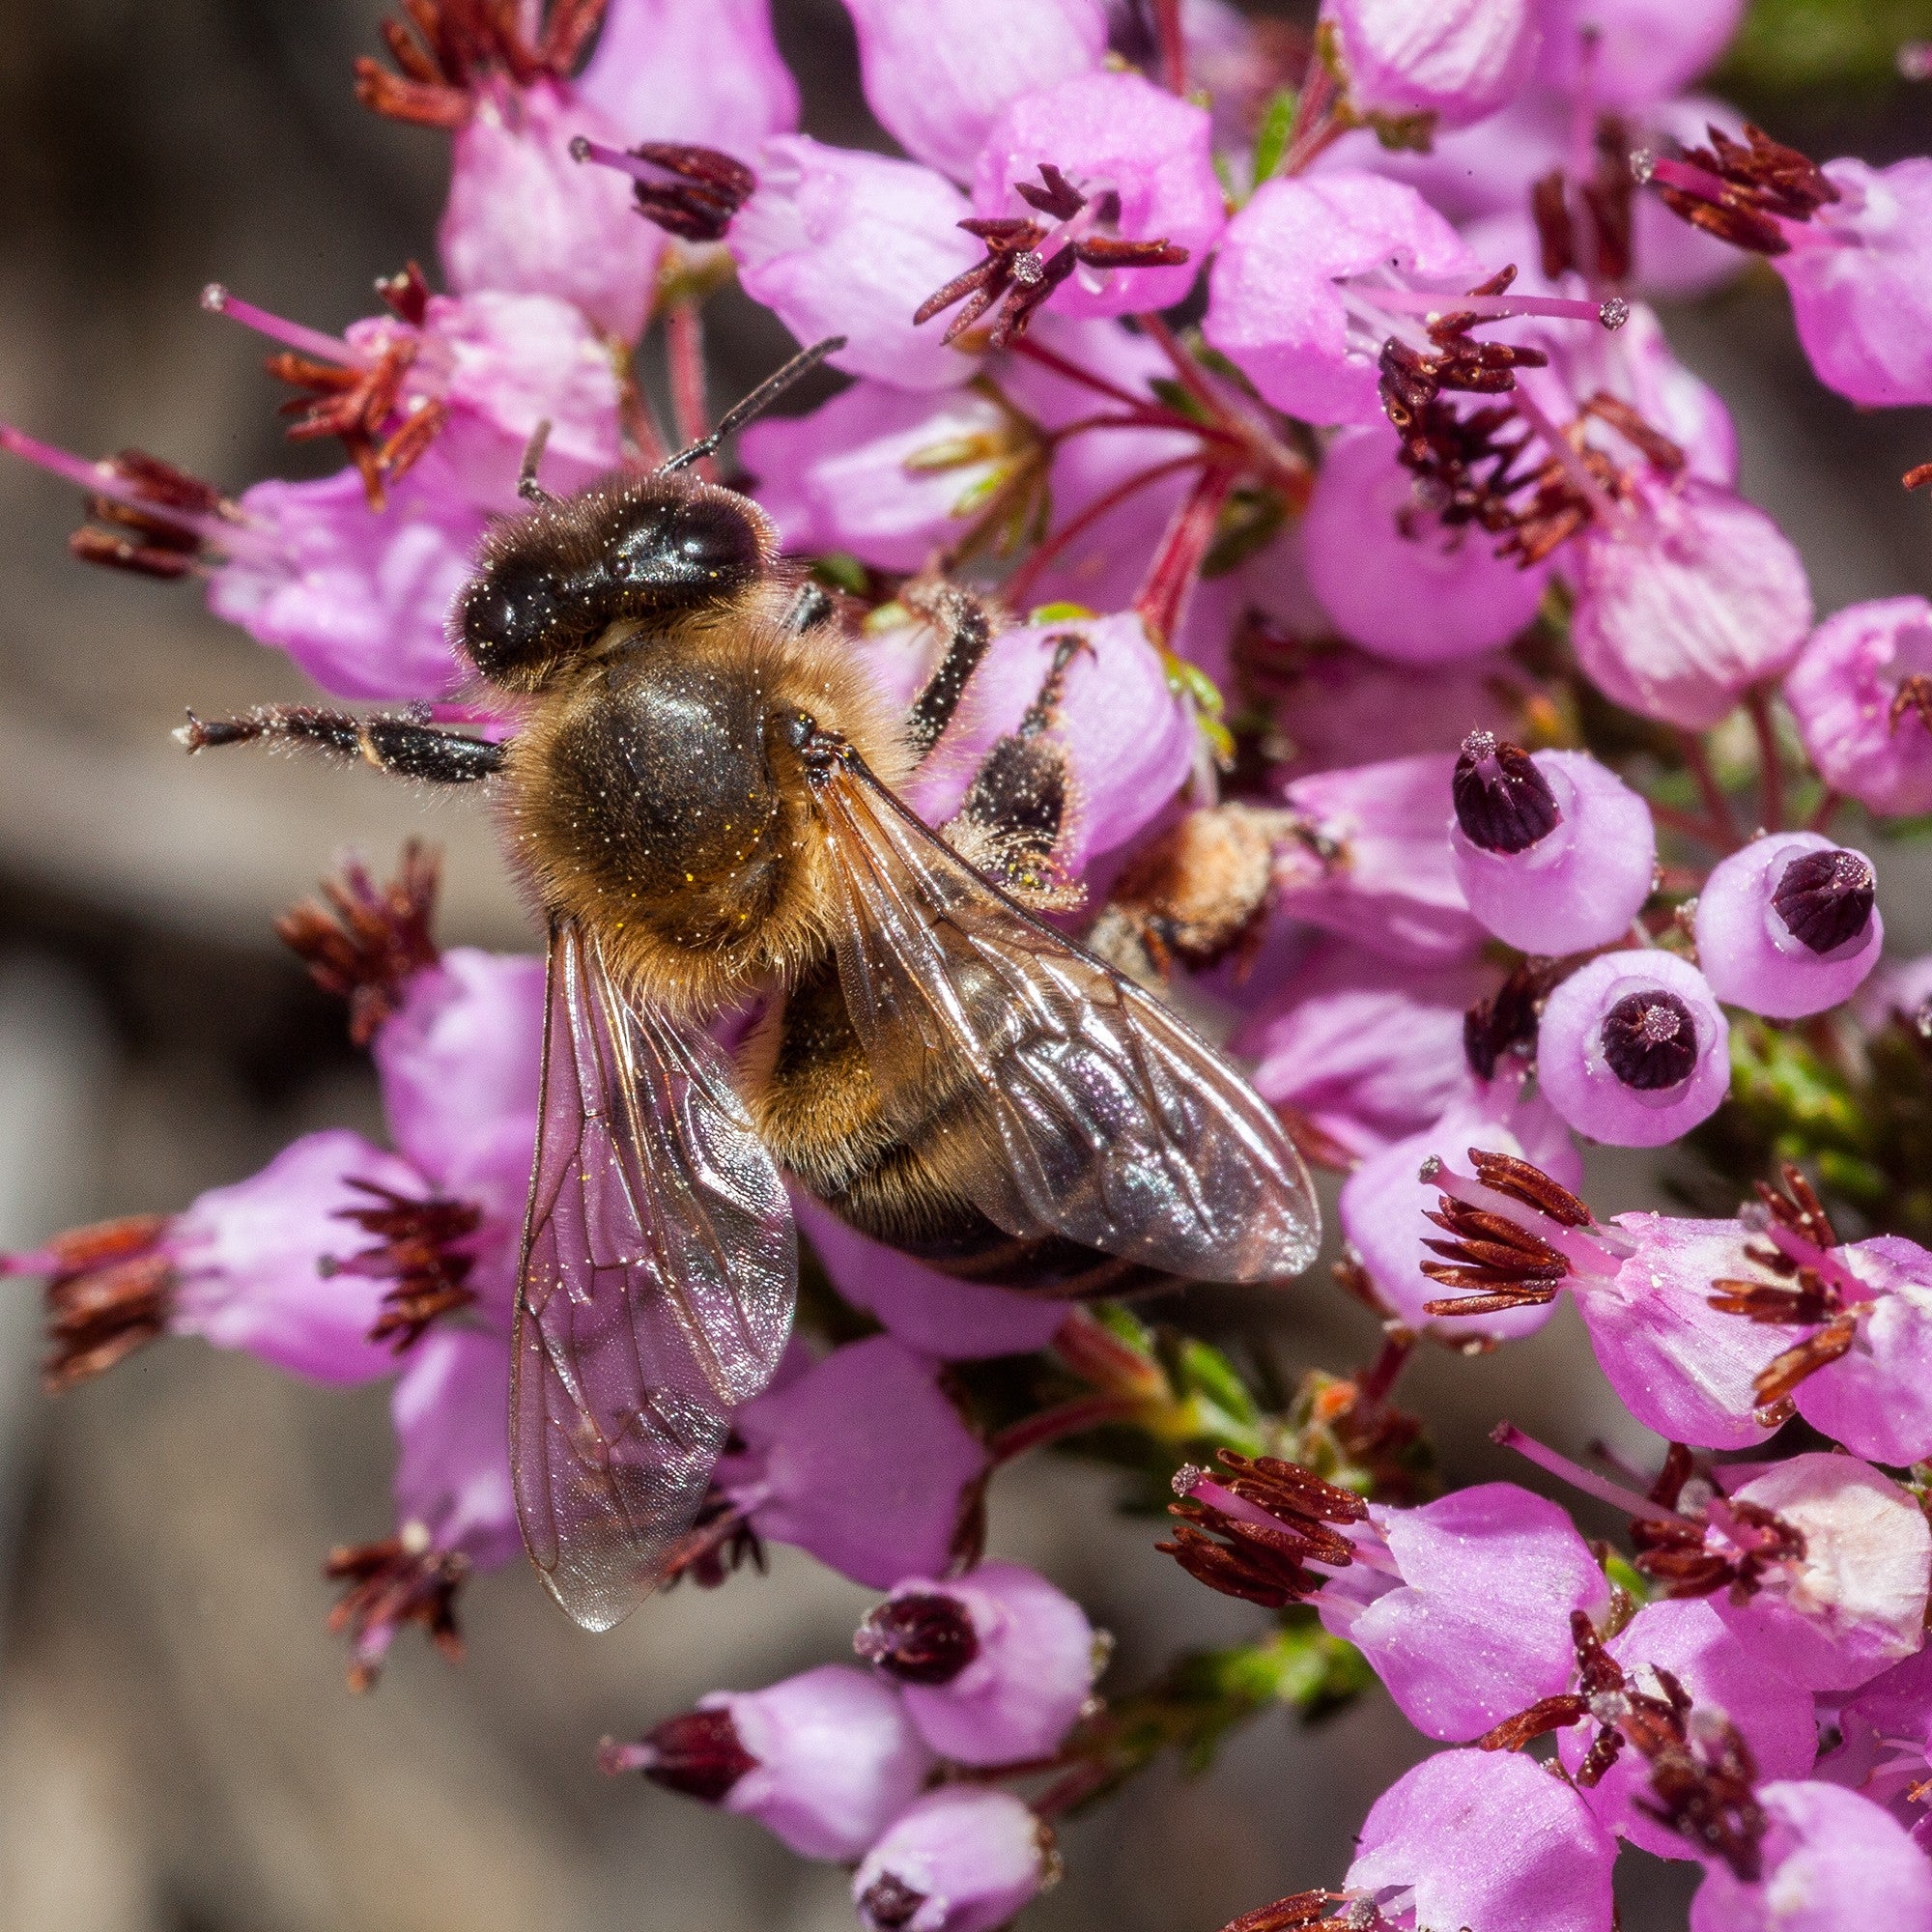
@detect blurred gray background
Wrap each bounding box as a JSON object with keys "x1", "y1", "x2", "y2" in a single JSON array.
[{"x1": 0, "y1": 4, "x2": 1927, "y2": 1929}]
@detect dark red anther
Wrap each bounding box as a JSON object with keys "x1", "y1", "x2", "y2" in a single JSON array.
[
  {"x1": 355, "y1": 0, "x2": 611, "y2": 127},
  {"x1": 1770, "y1": 847, "x2": 1876, "y2": 954},
  {"x1": 611, "y1": 142, "x2": 757, "y2": 242},
  {"x1": 326, "y1": 1179, "x2": 482, "y2": 1352},
  {"x1": 858, "y1": 1874, "x2": 928, "y2": 1931},
  {"x1": 854, "y1": 1591, "x2": 980, "y2": 1685},
  {"x1": 324, "y1": 1534, "x2": 469, "y2": 1691},
  {"x1": 31, "y1": 1213, "x2": 178, "y2": 1393},
  {"x1": 375, "y1": 261, "x2": 433, "y2": 327},
  {"x1": 1453, "y1": 729, "x2": 1562, "y2": 853},
  {"x1": 275, "y1": 842, "x2": 441, "y2": 1046}
]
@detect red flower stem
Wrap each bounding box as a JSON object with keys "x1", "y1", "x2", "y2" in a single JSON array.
[
  {"x1": 1049, "y1": 409, "x2": 1247, "y2": 449},
  {"x1": 1135, "y1": 462, "x2": 1236, "y2": 647},
  {"x1": 1747, "y1": 688, "x2": 1784, "y2": 832},
  {"x1": 1677, "y1": 730, "x2": 1744, "y2": 850},
  {"x1": 1136, "y1": 312, "x2": 1223, "y2": 422},
  {"x1": 616, "y1": 342, "x2": 670, "y2": 469},
  {"x1": 1010, "y1": 334, "x2": 1148, "y2": 411},
  {"x1": 1647, "y1": 800, "x2": 1741, "y2": 850},
  {"x1": 1136, "y1": 311, "x2": 1312, "y2": 502},
  {"x1": 1355, "y1": 1330, "x2": 1414, "y2": 1406},
  {"x1": 1050, "y1": 1306, "x2": 1167, "y2": 1396},
  {"x1": 1003, "y1": 451, "x2": 1208, "y2": 610},
  {"x1": 988, "y1": 1393, "x2": 1147, "y2": 1464},
  {"x1": 1153, "y1": 0, "x2": 1186, "y2": 94},
  {"x1": 1278, "y1": 57, "x2": 1348, "y2": 178},
  {"x1": 666, "y1": 300, "x2": 711, "y2": 472},
  {"x1": 1492, "y1": 1421, "x2": 1697, "y2": 1527}
]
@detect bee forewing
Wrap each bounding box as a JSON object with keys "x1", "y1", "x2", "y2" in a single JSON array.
[
  {"x1": 511, "y1": 920, "x2": 796, "y2": 1632},
  {"x1": 813, "y1": 757, "x2": 1321, "y2": 1284}
]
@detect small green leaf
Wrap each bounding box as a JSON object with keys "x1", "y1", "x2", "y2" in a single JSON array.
[
  {"x1": 1251, "y1": 88, "x2": 1297, "y2": 188},
  {"x1": 1026, "y1": 600, "x2": 1097, "y2": 626},
  {"x1": 810, "y1": 552, "x2": 869, "y2": 595}
]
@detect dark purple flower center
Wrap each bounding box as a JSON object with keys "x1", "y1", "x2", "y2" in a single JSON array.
[
  {"x1": 1770, "y1": 847, "x2": 1875, "y2": 954},
  {"x1": 1452, "y1": 730, "x2": 1561, "y2": 855},
  {"x1": 854, "y1": 1590, "x2": 980, "y2": 1685},
  {"x1": 635, "y1": 1708, "x2": 758, "y2": 1804},
  {"x1": 1600, "y1": 990, "x2": 1699, "y2": 1091},
  {"x1": 858, "y1": 1874, "x2": 927, "y2": 1930}
]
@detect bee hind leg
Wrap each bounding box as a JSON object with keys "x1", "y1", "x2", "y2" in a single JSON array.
[
  {"x1": 941, "y1": 631, "x2": 1090, "y2": 910},
  {"x1": 176, "y1": 705, "x2": 506, "y2": 783},
  {"x1": 902, "y1": 582, "x2": 995, "y2": 764}
]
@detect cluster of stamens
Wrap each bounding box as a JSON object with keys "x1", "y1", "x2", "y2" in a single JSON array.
[
  {"x1": 29, "y1": 1214, "x2": 177, "y2": 1392},
  {"x1": 65, "y1": 449, "x2": 235, "y2": 581},
  {"x1": 326, "y1": 1179, "x2": 483, "y2": 1351},
  {"x1": 1418, "y1": 1149, "x2": 1595, "y2": 1320},
  {"x1": 355, "y1": 0, "x2": 610, "y2": 127},
  {"x1": 572, "y1": 138, "x2": 757, "y2": 242},
  {"x1": 324, "y1": 1530, "x2": 470, "y2": 1691},
  {"x1": 1642, "y1": 123, "x2": 1840, "y2": 257},
  {"x1": 1156, "y1": 1451, "x2": 1367, "y2": 1609},
  {"x1": 275, "y1": 842, "x2": 441, "y2": 1045},
  {"x1": 915, "y1": 163, "x2": 1189, "y2": 349}
]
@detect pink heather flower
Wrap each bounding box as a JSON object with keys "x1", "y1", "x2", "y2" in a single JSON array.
[
  {"x1": 574, "y1": 0, "x2": 799, "y2": 161},
  {"x1": 1536, "y1": 950, "x2": 1731, "y2": 1147},
  {"x1": 1257, "y1": 638, "x2": 1528, "y2": 780},
  {"x1": 1566, "y1": 475, "x2": 1814, "y2": 732},
  {"x1": 1536, "y1": 0, "x2": 1747, "y2": 111},
  {"x1": 1, "y1": 1129, "x2": 428, "y2": 1392},
  {"x1": 442, "y1": 81, "x2": 658, "y2": 342},
  {"x1": 1304, "y1": 1482, "x2": 1610, "y2": 1742},
  {"x1": 1344, "y1": 1747, "x2": 1617, "y2": 1932},
  {"x1": 1703, "y1": 1454, "x2": 1932, "y2": 1694},
  {"x1": 1785, "y1": 597, "x2": 1932, "y2": 817},
  {"x1": 855, "y1": 1560, "x2": 1097, "y2": 1763},
  {"x1": 1235, "y1": 942, "x2": 1496, "y2": 1162},
  {"x1": 204, "y1": 281, "x2": 624, "y2": 516},
  {"x1": 213, "y1": 454, "x2": 486, "y2": 700},
  {"x1": 730, "y1": 137, "x2": 982, "y2": 390},
  {"x1": 852, "y1": 1788, "x2": 1052, "y2": 1932},
  {"x1": 969, "y1": 71, "x2": 1223, "y2": 319},
  {"x1": 1776, "y1": 159, "x2": 1932, "y2": 409},
  {"x1": 1278, "y1": 753, "x2": 1487, "y2": 962},
  {"x1": 1694, "y1": 833, "x2": 1881, "y2": 1020},
  {"x1": 1299, "y1": 423, "x2": 1552, "y2": 662},
  {"x1": 1689, "y1": 1780, "x2": 1932, "y2": 1932},
  {"x1": 390, "y1": 1325, "x2": 521, "y2": 1572},
  {"x1": 1204, "y1": 172, "x2": 1481, "y2": 426},
  {"x1": 840, "y1": 0, "x2": 1107, "y2": 182},
  {"x1": 742, "y1": 380, "x2": 1017, "y2": 572},
  {"x1": 1450, "y1": 735, "x2": 1659, "y2": 955},
  {"x1": 1341, "y1": 1074, "x2": 1581, "y2": 1337},
  {"x1": 717, "y1": 1335, "x2": 989, "y2": 1588},
  {"x1": 1824, "y1": 1645, "x2": 1932, "y2": 1842},
  {"x1": 877, "y1": 610, "x2": 1195, "y2": 874},
  {"x1": 795, "y1": 1196, "x2": 1070, "y2": 1361},
  {"x1": 609, "y1": 1663, "x2": 933, "y2": 1860},
  {"x1": 1556, "y1": 1598, "x2": 1818, "y2": 1861},
  {"x1": 1420, "y1": 1162, "x2": 1798, "y2": 1447},
  {"x1": 1321, "y1": 0, "x2": 1541, "y2": 130}
]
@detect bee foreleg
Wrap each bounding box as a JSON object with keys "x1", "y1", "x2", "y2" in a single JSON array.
[
  {"x1": 940, "y1": 631, "x2": 1091, "y2": 910},
  {"x1": 781, "y1": 581, "x2": 837, "y2": 635},
  {"x1": 902, "y1": 582, "x2": 995, "y2": 764},
  {"x1": 175, "y1": 706, "x2": 507, "y2": 783}
]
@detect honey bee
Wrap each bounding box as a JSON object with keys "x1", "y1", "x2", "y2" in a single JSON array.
[{"x1": 183, "y1": 341, "x2": 1319, "y2": 1632}]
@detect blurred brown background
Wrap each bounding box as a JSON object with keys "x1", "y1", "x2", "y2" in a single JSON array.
[{"x1": 0, "y1": 4, "x2": 1927, "y2": 1929}]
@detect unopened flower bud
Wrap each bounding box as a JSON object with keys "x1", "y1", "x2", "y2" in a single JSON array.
[
  {"x1": 1695, "y1": 833, "x2": 1882, "y2": 1019},
  {"x1": 853, "y1": 1788, "x2": 1054, "y2": 1932},
  {"x1": 1537, "y1": 952, "x2": 1730, "y2": 1146},
  {"x1": 856, "y1": 1562, "x2": 1097, "y2": 1763},
  {"x1": 611, "y1": 1665, "x2": 933, "y2": 1861}
]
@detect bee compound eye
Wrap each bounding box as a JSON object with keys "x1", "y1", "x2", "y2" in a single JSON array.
[
  {"x1": 459, "y1": 556, "x2": 575, "y2": 678},
  {"x1": 609, "y1": 496, "x2": 762, "y2": 599}
]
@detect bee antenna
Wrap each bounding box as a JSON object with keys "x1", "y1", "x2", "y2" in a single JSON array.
[{"x1": 659, "y1": 336, "x2": 845, "y2": 474}]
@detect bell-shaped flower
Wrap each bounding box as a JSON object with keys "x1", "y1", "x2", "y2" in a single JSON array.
[
  {"x1": 1694, "y1": 834, "x2": 1881, "y2": 1021},
  {"x1": 839, "y1": 0, "x2": 1106, "y2": 182},
  {"x1": 717, "y1": 1335, "x2": 989, "y2": 1588},
  {"x1": 1321, "y1": 0, "x2": 1541, "y2": 131},
  {"x1": 1689, "y1": 1780, "x2": 1932, "y2": 1932},
  {"x1": 1450, "y1": 734, "x2": 1658, "y2": 956},
  {"x1": 1343, "y1": 1747, "x2": 1617, "y2": 1932},
  {"x1": 604, "y1": 1663, "x2": 933, "y2": 1859},
  {"x1": 575, "y1": 0, "x2": 799, "y2": 163},
  {"x1": 1785, "y1": 597, "x2": 1932, "y2": 818},
  {"x1": 969, "y1": 71, "x2": 1223, "y2": 319},
  {"x1": 1204, "y1": 171, "x2": 1481, "y2": 426},
  {"x1": 1277, "y1": 753, "x2": 1486, "y2": 962},
  {"x1": 1299, "y1": 422, "x2": 1552, "y2": 662},
  {"x1": 442, "y1": 80, "x2": 658, "y2": 341},
  {"x1": 855, "y1": 1560, "x2": 1097, "y2": 1763},
  {"x1": 1552, "y1": 1598, "x2": 1818, "y2": 1859},
  {"x1": 1235, "y1": 942, "x2": 1496, "y2": 1163},
  {"x1": 3, "y1": 1129, "x2": 421, "y2": 1393},
  {"x1": 1536, "y1": 950, "x2": 1731, "y2": 1147},
  {"x1": 853, "y1": 1788, "x2": 1054, "y2": 1932},
  {"x1": 1340, "y1": 1073, "x2": 1581, "y2": 1336},
  {"x1": 1567, "y1": 474, "x2": 1813, "y2": 732},
  {"x1": 730, "y1": 137, "x2": 983, "y2": 390}
]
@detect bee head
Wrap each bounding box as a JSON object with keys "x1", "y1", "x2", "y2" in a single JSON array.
[{"x1": 455, "y1": 475, "x2": 775, "y2": 693}]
